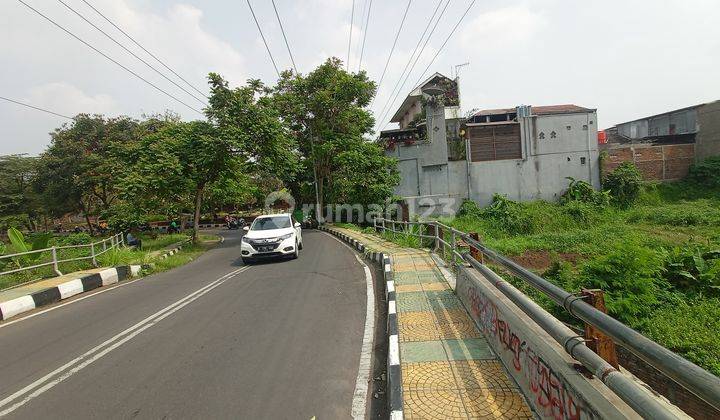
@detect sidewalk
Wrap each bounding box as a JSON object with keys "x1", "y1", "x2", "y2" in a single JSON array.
[{"x1": 331, "y1": 226, "x2": 533, "y2": 419}]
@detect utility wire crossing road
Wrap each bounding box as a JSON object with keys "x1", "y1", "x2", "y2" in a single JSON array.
[{"x1": 0, "y1": 230, "x2": 375, "y2": 419}]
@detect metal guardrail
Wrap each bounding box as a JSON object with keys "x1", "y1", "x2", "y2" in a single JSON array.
[
  {"x1": 373, "y1": 217, "x2": 720, "y2": 416},
  {"x1": 0, "y1": 233, "x2": 124, "y2": 277}
]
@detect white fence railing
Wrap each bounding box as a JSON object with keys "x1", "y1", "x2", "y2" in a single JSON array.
[{"x1": 0, "y1": 233, "x2": 124, "y2": 277}]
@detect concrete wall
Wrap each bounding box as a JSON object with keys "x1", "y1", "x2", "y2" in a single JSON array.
[
  {"x1": 601, "y1": 143, "x2": 695, "y2": 181},
  {"x1": 696, "y1": 100, "x2": 720, "y2": 161},
  {"x1": 468, "y1": 112, "x2": 600, "y2": 206},
  {"x1": 455, "y1": 266, "x2": 639, "y2": 419}
]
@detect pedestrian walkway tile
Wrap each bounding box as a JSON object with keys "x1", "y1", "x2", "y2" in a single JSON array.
[{"x1": 442, "y1": 339, "x2": 495, "y2": 361}]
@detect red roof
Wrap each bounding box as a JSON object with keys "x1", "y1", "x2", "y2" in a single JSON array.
[{"x1": 472, "y1": 104, "x2": 594, "y2": 117}]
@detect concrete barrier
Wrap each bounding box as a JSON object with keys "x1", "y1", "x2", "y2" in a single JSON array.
[{"x1": 455, "y1": 265, "x2": 639, "y2": 419}]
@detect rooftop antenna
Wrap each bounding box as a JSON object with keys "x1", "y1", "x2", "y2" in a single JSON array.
[{"x1": 454, "y1": 62, "x2": 470, "y2": 115}]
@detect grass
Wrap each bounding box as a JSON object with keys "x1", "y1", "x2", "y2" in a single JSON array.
[
  {"x1": 0, "y1": 232, "x2": 218, "y2": 290},
  {"x1": 345, "y1": 179, "x2": 720, "y2": 376}
]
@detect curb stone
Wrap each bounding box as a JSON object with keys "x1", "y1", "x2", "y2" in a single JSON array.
[
  {"x1": 319, "y1": 225, "x2": 403, "y2": 419},
  {"x1": 0, "y1": 265, "x2": 142, "y2": 321}
]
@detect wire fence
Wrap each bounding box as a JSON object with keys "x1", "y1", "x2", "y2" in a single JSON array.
[
  {"x1": 373, "y1": 217, "x2": 720, "y2": 414},
  {"x1": 0, "y1": 233, "x2": 124, "y2": 277}
]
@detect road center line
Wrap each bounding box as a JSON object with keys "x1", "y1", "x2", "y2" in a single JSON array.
[{"x1": 0, "y1": 265, "x2": 250, "y2": 417}]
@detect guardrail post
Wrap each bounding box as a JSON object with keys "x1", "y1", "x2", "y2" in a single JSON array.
[
  {"x1": 373, "y1": 218, "x2": 377, "y2": 232},
  {"x1": 450, "y1": 230, "x2": 456, "y2": 266},
  {"x1": 581, "y1": 289, "x2": 619, "y2": 369},
  {"x1": 434, "y1": 223, "x2": 439, "y2": 252},
  {"x1": 51, "y1": 246, "x2": 62, "y2": 276},
  {"x1": 91, "y1": 242, "x2": 97, "y2": 267},
  {"x1": 469, "y1": 232, "x2": 484, "y2": 264}
]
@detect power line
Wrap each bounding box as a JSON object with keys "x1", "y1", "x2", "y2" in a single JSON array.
[
  {"x1": 271, "y1": 0, "x2": 297, "y2": 74},
  {"x1": 412, "y1": 0, "x2": 476, "y2": 89},
  {"x1": 346, "y1": 0, "x2": 355, "y2": 71},
  {"x1": 57, "y1": 0, "x2": 207, "y2": 106},
  {"x1": 374, "y1": 0, "x2": 445, "y2": 126},
  {"x1": 0, "y1": 96, "x2": 73, "y2": 120},
  {"x1": 375, "y1": 0, "x2": 449, "y2": 130},
  {"x1": 79, "y1": 0, "x2": 207, "y2": 99},
  {"x1": 246, "y1": 0, "x2": 280, "y2": 78},
  {"x1": 17, "y1": 0, "x2": 204, "y2": 115},
  {"x1": 357, "y1": 0, "x2": 373, "y2": 72},
  {"x1": 370, "y1": 0, "x2": 412, "y2": 108}
]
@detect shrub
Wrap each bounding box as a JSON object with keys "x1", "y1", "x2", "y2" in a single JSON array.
[
  {"x1": 643, "y1": 299, "x2": 720, "y2": 376},
  {"x1": 664, "y1": 246, "x2": 720, "y2": 294},
  {"x1": 560, "y1": 177, "x2": 610, "y2": 207},
  {"x1": 483, "y1": 194, "x2": 536, "y2": 235},
  {"x1": 688, "y1": 156, "x2": 720, "y2": 188},
  {"x1": 456, "y1": 199, "x2": 483, "y2": 218},
  {"x1": 55, "y1": 232, "x2": 92, "y2": 246},
  {"x1": 562, "y1": 201, "x2": 594, "y2": 224},
  {"x1": 603, "y1": 162, "x2": 643, "y2": 207},
  {"x1": 578, "y1": 243, "x2": 667, "y2": 324}
]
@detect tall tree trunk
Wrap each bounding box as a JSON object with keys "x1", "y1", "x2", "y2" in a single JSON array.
[
  {"x1": 317, "y1": 177, "x2": 324, "y2": 222},
  {"x1": 192, "y1": 185, "x2": 204, "y2": 243},
  {"x1": 80, "y1": 201, "x2": 95, "y2": 236}
]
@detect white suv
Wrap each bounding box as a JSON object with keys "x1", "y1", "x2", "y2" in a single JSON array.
[{"x1": 240, "y1": 213, "x2": 303, "y2": 263}]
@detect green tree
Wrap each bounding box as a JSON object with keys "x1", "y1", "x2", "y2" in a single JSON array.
[
  {"x1": 0, "y1": 154, "x2": 43, "y2": 231},
  {"x1": 271, "y1": 58, "x2": 396, "y2": 218},
  {"x1": 34, "y1": 114, "x2": 140, "y2": 234}
]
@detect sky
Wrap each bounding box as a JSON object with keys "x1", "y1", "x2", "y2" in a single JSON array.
[{"x1": 1, "y1": 0, "x2": 719, "y2": 156}]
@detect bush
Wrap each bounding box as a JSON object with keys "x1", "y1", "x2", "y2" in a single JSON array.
[
  {"x1": 457, "y1": 199, "x2": 483, "y2": 218},
  {"x1": 54, "y1": 232, "x2": 92, "y2": 246},
  {"x1": 483, "y1": 194, "x2": 536, "y2": 235},
  {"x1": 560, "y1": 177, "x2": 610, "y2": 207},
  {"x1": 643, "y1": 299, "x2": 720, "y2": 376},
  {"x1": 562, "y1": 201, "x2": 594, "y2": 224},
  {"x1": 664, "y1": 246, "x2": 720, "y2": 294},
  {"x1": 688, "y1": 156, "x2": 720, "y2": 188},
  {"x1": 578, "y1": 243, "x2": 667, "y2": 324},
  {"x1": 603, "y1": 162, "x2": 643, "y2": 208}
]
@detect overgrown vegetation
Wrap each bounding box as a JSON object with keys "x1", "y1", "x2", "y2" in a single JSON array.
[{"x1": 446, "y1": 160, "x2": 720, "y2": 375}]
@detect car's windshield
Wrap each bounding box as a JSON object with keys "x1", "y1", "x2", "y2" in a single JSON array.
[{"x1": 251, "y1": 216, "x2": 291, "y2": 230}]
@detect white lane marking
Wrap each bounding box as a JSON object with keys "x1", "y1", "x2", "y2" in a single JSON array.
[
  {"x1": 0, "y1": 266, "x2": 250, "y2": 416},
  {"x1": 322, "y1": 232, "x2": 375, "y2": 420},
  {"x1": 388, "y1": 335, "x2": 400, "y2": 366}
]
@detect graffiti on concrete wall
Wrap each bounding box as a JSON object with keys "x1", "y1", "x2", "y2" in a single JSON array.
[{"x1": 464, "y1": 283, "x2": 597, "y2": 420}]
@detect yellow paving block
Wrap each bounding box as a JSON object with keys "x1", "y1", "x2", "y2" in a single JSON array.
[
  {"x1": 396, "y1": 284, "x2": 425, "y2": 293},
  {"x1": 402, "y1": 361, "x2": 455, "y2": 391},
  {"x1": 422, "y1": 282, "x2": 451, "y2": 292},
  {"x1": 461, "y1": 388, "x2": 534, "y2": 419},
  {"x1": 449, "y1": 360, "x2": 518, "y2": 391},
  {"x1": 404, "y1": 389, "x2": 468, "y2": 419}
]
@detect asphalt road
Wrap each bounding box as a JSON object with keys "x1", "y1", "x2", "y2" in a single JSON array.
[{"x1": 0, "y1": 230, "x2": 372, "y2": 419}]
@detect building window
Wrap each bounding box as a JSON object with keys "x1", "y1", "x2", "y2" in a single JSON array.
[
  {"x1": 550, "y1": 131, "x2": 557, "y2": 139},
  {"x1": 539, "y1": 132, "x2": 545, "y2": 139},
  {"x1": 566, "y1": 125, "x2": 572, "y2": 130},
  {"x1": 468, "y1": 124, "x2": 522, "y2": 162},
  {"x1": 582, "y1": 124, "x2": 588, "y2": 130},
  {"x1": 580, "y1": 157, "x2": 587, "y2": 164}
]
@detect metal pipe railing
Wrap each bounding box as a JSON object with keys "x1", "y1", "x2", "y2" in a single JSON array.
[
  {"x1": 373, "y1": 217, "x2": 720, "y2": 412},
  {"x1": 0, "y1": 233, "x2": 124, "y2": 277},
  {"x1": 464, "y1": 254, "x2": 677, "y2": 419}
]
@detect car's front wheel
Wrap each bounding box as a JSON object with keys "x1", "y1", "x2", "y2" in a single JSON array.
[{"x1": 291, "y1": 241, "x2": 299, "y2": 259}]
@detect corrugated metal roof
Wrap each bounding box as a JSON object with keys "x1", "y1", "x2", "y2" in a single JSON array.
[{"x1": 471, "y1": 104, "x2": 594, "y2": 117}]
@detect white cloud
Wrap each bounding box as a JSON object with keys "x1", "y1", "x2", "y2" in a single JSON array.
[
  {"x1": 26, "y1": 82, "x2": 117, "y2": 116},
  {"x1": 460, "y1": 5, "x2": 546, "y2": 50}
]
